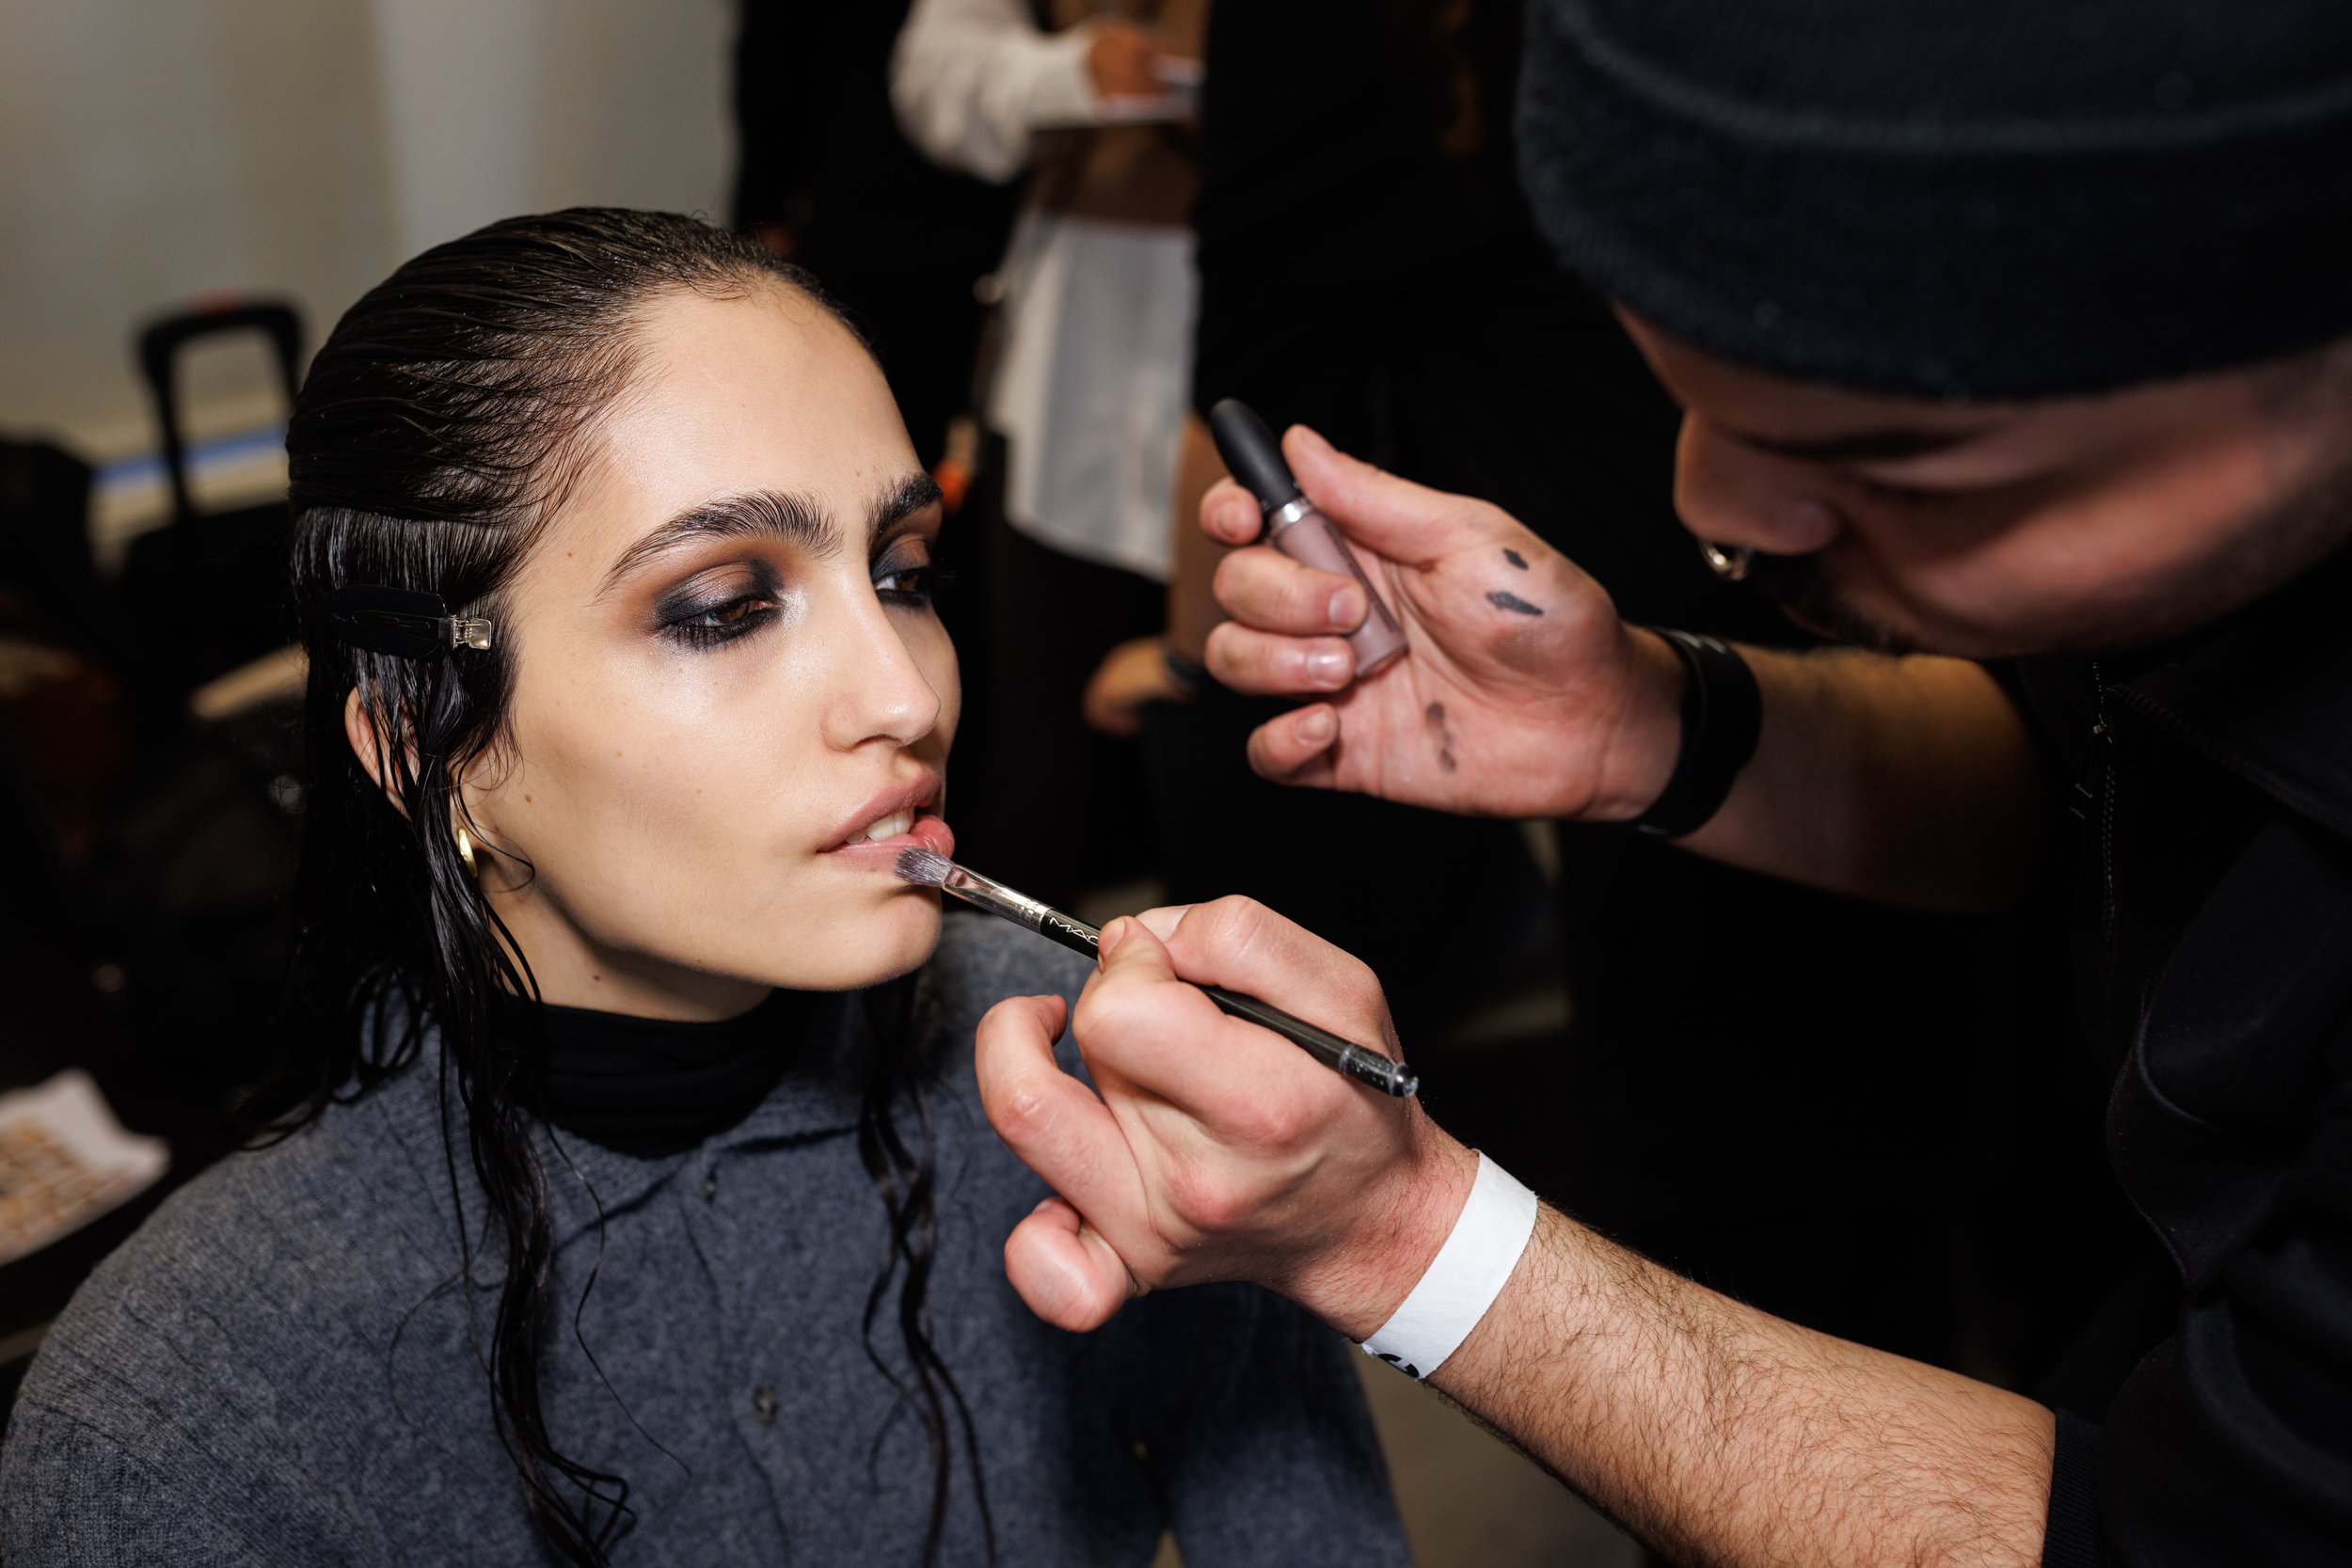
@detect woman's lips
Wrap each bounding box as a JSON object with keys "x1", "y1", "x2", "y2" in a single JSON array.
[
  {"x1": 821, "y1": 810, "x2": 954, "y2": 863},
  {"x1": 825, "y1": 773, "x2": 945, "y2": 850}
]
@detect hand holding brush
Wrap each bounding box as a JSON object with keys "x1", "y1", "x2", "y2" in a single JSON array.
[{"x1": 895, "y1": 848, "x2": 1419, "y2": 1099}]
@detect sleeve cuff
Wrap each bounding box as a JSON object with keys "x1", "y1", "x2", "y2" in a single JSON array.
[
  {"x1": 1023, "y1": 24, "x2": 1103, "y2": 129},
  {"x1": 2042, "y1": 1408, "x2": 2108, "y2": 1568}
]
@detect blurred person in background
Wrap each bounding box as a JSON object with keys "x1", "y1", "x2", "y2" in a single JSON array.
[
  {"x1": 891, "y1": 0, "x2": 1206, "y2": 911},
  {"x1": 733, "y1": 0, "x2": 1017, "y2": 471}
]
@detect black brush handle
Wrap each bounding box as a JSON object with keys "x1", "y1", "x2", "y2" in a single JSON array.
[
  {"x1": 957, "y1": 886, "x2": 1418, "y2": 1099},
  {"x1": 1201, "y1": 987, "x2": 1420, "y2": 1099},
  {"x1": 1037, "y1": 910, "x2": 1103, "y2": 958}
]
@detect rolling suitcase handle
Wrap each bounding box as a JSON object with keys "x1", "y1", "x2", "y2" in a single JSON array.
[{"x1": 135, "y1": 299, "x2": 302, "y2": 525}]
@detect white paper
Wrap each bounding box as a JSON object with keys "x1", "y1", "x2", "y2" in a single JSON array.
[{"x1": 0, "y1": 1069, "x2": 170, "y2": 1266}]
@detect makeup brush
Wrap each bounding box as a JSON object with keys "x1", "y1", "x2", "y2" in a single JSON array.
[{"x1": 895, "y1": 848, "x2": 1419, "y2": 1099}]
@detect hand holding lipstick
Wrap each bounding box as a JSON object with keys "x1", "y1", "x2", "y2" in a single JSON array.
[{"x1": 1199, "y1": 423, "x2": 1689, "y2": 824}]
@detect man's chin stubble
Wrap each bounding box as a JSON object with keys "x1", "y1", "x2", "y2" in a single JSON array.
[{"x1": 1743, "y1": 552, "x2": 1926, "y2": 655}]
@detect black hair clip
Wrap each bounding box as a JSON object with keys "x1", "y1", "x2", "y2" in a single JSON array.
[{"x1": 321, "y1": 585, "x2": 494, "y2": 660}]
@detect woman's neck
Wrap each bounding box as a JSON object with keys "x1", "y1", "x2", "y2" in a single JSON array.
[{"x1": 486, "y1": 883, "x2": 774, "y2": 1021}]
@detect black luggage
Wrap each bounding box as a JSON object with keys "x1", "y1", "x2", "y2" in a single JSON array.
[{"x1": 114, "y1": 299, "x2": 303, "y2": 724}]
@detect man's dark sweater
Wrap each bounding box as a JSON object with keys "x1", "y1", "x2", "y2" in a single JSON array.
[
  {"x1": 2015, "y1": 548, "x2": 2352, "y2": 1564},
  {"x1": 0, "y1": 914, "x2": 1410, "y2": 1565}
]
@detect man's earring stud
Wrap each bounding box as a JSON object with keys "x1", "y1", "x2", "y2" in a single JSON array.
[{"x1": 1700, "y1": 541, "x2": 1755, "y2": 581}]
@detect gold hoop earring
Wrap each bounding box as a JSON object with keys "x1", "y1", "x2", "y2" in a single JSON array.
[{"x1": 453, "y1": 824, "x2": 480, "y2": 879}]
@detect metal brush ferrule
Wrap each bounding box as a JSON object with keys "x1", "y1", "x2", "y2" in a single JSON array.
[
  {"x1": 941, "y1": 863, "x2": 1106, "y2": 945},
  {"x1": 1337, "y1": 1047, "x2": 1420, "y2": 1100}
]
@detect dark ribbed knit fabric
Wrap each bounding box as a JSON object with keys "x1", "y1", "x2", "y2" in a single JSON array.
[
  {"x1": 521, "y1": 988, "x2": 809, "y2": 1158},
  {"x1": 0, "y1": 914, "x2": 1410, "y2": 1567},
  {"x1": 2043, "y1": 1411, "x2": 2108, "y2": 1568},
  {"x1": 1517, "y1": 0, "x2": 2352, "y2": 396}
]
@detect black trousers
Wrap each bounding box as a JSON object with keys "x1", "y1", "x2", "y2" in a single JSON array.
[{"x1": 955, "y1": 512, "x2": 1165, "y2": 913}]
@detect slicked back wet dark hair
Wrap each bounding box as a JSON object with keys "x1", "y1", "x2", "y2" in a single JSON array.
[{"x1": 258, "y1": 209, "x2": 991, "y2": 1567}]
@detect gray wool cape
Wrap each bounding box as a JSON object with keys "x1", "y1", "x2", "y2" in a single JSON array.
[{"x1": 0, "y1": 912, "x2": 1409, "y2": 1566}]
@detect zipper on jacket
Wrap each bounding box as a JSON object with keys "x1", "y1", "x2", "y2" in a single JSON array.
[{"x1": 2069, "y1": 661, "x2": 2120, "y2": 958}]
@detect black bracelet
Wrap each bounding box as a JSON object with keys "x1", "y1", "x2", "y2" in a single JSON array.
[{"x1": 1629, "y1": 629, "x2": 1762, "y2": 839}]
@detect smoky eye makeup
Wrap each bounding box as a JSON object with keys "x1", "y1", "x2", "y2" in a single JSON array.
[
  {"x1": 654, "y1": 560, "x2": 790, "y2": 648},
  {"x1": 871, "y1": 533, "x2": 943, "y2": 607}
]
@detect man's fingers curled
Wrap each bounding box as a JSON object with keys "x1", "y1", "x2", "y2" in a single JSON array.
[
  {"x1": 1200, "y1": 477, "x2": 1263, "y2": 546},
  {"x1": 975, "y1": 994, "x2": 1130, "y2": 1206},
  {"x1": 1243, "y1": 705, "x2": 1341, "y2": 784},
  {"x1": 1204, "y1": 623, "x2": 1356, "y2": 695},
  {"x1": 1214, "y1": 546, "x2": 1365, "y2": 637},
  {"x1": 1002, "y1": 1198, "x2": 1140, "y2": 1332}
]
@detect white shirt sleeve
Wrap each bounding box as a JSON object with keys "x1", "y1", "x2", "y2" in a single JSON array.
[{"x1": 891, "y1": 0, "x2": 1102, "y2": 183}]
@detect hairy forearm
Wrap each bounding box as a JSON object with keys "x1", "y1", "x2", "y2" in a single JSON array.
[
  {"x1": 1674, "y1": 647, "x2": 2043, "y2": 911},
  {"x1": 1429, "y1": 1207, "x2": 2055, "y2": 1567}
]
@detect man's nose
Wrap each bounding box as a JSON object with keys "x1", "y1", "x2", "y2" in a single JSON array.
[{"x1": 1674, "y1": 416, "x2": 1843, "y2": 556}]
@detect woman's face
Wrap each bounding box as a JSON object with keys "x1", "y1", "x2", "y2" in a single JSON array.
[{"x1": 452, "y1": 285, "x2": 957, "y2": 1019}]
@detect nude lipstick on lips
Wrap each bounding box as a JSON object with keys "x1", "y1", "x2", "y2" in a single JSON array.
[{"x1": 821, "y1": 776, "x2": 953, "y2": 862}]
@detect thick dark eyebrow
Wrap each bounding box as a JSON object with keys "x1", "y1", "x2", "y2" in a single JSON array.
[
  {"x1": 1721, "y1": 424, "x2": 1995, "y2": 463},
  {"x1": 601, "y1": 489, "x2": 834, "y2": 594},
  {"x1": 868, "y1": 470, "x2": 944, "y2": 547},
  {"x1": 599, "y1": 471, "x2": 942, "y2": 594}
]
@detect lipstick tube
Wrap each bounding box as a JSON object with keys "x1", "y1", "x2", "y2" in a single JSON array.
[{"x1": 1208, "y1": 399, "x2": 1408, "y2": 677}]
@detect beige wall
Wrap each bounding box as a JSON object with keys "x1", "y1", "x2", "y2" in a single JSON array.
[{"x1": 0, "y1": 0, "x2": 735, "y2": 461}]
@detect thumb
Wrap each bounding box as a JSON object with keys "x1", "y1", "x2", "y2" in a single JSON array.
[
  {"x1": 1284, "y1": 424, "x2": 1488, "y2": 568},
  {"x1": 1095, "y1": 913, "x2": 1182, "y2": 982}
]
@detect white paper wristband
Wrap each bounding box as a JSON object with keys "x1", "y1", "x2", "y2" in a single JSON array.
[{"x1": 1359, "y1": 1151, "x2": 1538, "y2": 1380}]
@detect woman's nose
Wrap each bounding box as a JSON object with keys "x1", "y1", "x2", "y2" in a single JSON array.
[
  {"x1": 820, "y1": 590, "x2": 942, "y2": 751},
  {"x1": 1675, "y1": 416, "x2": 1844, "y2": 556}
]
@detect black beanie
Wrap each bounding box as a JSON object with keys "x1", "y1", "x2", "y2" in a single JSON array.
[{"x1": 1517, "y1": 0, "x2": 2352, "y2": 397}]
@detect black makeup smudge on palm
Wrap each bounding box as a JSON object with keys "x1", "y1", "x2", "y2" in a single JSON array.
[
  {"x1": 1425, "y1": 701, "x2": 1457, "y2": 771},
  {"x1": 1503, "y1": 548, "x2": 1528, "y2": 570},
  {"x1": 1487, "y1": 590, "x2": 1544, "y2": 616}
]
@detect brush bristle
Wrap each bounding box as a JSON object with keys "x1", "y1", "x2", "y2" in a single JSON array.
[{"x1": 894, "y1": 847, "x2": 953, "y2": 887}]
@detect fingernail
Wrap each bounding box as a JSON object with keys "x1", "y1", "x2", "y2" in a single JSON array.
[
  {"x1": 1305, "y1": 649, "x2": 1350, "y2": 688},
  {"x1": 1297, "y1": 706, "x2": 1337, "y2": 745},
  {"x1": 1136, "y1": 905, "x2": 1190, "y2": 940},
  {"x1": 1327, "y1": 586, "x2": 1364, "y2": 627}
]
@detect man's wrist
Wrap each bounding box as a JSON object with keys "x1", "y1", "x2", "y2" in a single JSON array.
[
  {"x1": 1281, "y1": 1117, "x2": 1481, "y2": 1341},
  {"x1": 1628, "y1": 630, "x2": 1764, "y2": 838},
  {"x1": 1583, "y1": 626, "x2": 1690, "y2": 821}
]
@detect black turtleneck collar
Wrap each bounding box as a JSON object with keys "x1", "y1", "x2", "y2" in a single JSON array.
[{"x1": 503, "y1": 988, "x2": 818, "y2": 1159}]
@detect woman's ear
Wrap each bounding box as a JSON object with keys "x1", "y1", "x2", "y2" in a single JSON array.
[{"x1": 343, "y1": 687, "x2": 410, "y2": 819}]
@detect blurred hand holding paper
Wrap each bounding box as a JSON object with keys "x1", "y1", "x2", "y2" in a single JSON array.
[{"x1": 0, "y1": 1070, "x2": 168, "y2": 1266}]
